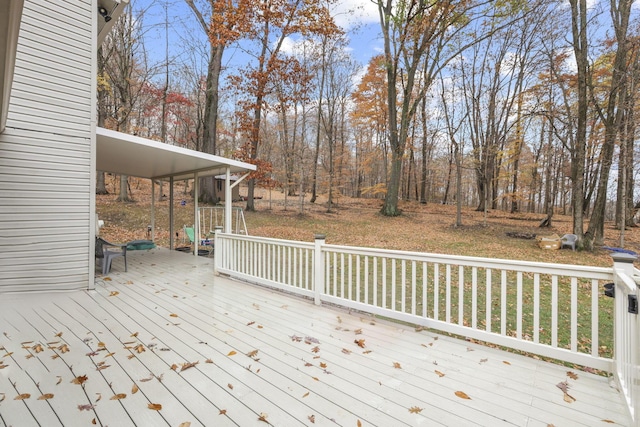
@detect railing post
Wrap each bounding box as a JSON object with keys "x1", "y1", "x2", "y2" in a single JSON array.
[
  {"x1": 214, "y1": 226, "x2": 223, "y2": 275},
  {"x1": 314, "y1": 234, "x2": 326, "y2": 306}
]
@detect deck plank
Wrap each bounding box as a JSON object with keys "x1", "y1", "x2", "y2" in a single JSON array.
[{"x1": 0, "y1": 248, "x2": 629, "y2": 426}]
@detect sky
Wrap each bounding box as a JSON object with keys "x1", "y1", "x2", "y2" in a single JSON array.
[{"x1": 131, "y1": 0, "x2": 383, "y2": 84}]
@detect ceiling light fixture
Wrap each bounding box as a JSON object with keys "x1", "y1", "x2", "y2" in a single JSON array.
[{"x1": 98, "y1": 6, "x2": 112, "y2": 22}]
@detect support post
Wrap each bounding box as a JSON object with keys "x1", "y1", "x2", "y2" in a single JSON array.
[
  {"x1": 225, "y1": 167, "x2": 232, "y2": 233},
  {"x1": 169, "y1": 177, "x2": 174, "y2": 249},
  {"x1": 314, "y1": 234, "x2": 326, "y2": 306},
  {"x1": 194, "y1": 172, "x2": 199, "y2": 256}
]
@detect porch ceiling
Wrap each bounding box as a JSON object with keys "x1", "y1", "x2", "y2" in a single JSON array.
[{"x1": 96, "y1": 127, "x2": 255, "y2": 181}]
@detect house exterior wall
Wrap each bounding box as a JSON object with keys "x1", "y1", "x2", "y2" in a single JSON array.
[{"x1": 0, "y1": 0, "x2": 95, "y2": 292}]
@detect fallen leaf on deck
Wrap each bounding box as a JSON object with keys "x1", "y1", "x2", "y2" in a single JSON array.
[
  {"x1": 253, "y1": 304, "x2": 260, "y2": 310},
  {"x1": 219, "y1": 409, "x2": 227, "y2": 415},
  {"x1": 71, "y1": 375, "x2": 88, "y2": 385},
  {"x1": 103, "y1": 277, "x2": 112, "y2": 281},
  {"x1": 56, "y1": 376, "x2": 62, "y2": 385},
  {"x1": 304, "y1": 362, "x2": 313, "y2": 367},
  {"x1": 409, "y1": 406, "x2": 423, "y2": 413},
  {"x1": 320, "y1": 362, "x2": 327, "y2": 368},
  {"x1": 104, "y1": 352, "x2": 115, "y2": 358},
  {"x1": 110, "y1": 393, "x2": 126, "y2": 400},
  {"x1": 305, "y1": 336, "x2": 320, "y2": 344},
  {"x1": 247, "y1": 321, "x2": 255, "y2": 326},
  {"x1": 355, "y1": 339, "x2": 366, "y2": 348},
  {"x1": 357, "y1": 420, "x2": 362, "y2": 427},
  {"x1": 0, "y1": 363, "x2": 7, "y2": 369},
  {"x1": 228, "y1": 383, "x2": 233, "y2": 390},
  {"x1": 227, "y1": 350, "x2": 237, "y2": 356},
  {"x1": 55, "y1": 332, "x2": 63, "y2": 337},
  {"x1": 247, "y1": 350, "x2": 259, "y2": 358},
  {"x1": 308, "y1": 414, "x2": 316, "y2": 423},
  {"x1": 290, "y1": 335, "x2": 302, "y2": 342},
  {"x1": 25, "y1": 354, "x2": 34, "y2": 359},
  {"x1": 205, "y1": 359, "x2": 213, "y2": 364},
  {"x1": 363, "y1": 350, "x2": 372, "y2": 354},
  {"x1": 171, "y1": 364, "x2": 178, "y2": 371},
  {"x1": 14, "y1": 393, "x2": 30, "y2": 400},
  {"x1": 97, "y1": 342, "x2": 106, "y2": 348},
  {"x1": 95, "y1": 393, "x2": 102, "y2": 402},
  {"x1": 0, "y1": 393, "x2": 5, "y2": 402},
  {"x1": 109, "y1": 291, "x2": 119, "y2": 297},
  {"x1": 556, "y1": 381, "x2": 569, "y2": 394},
  {"x1": 127, "y1": 354, "x2": 135, "y2": 360},
  {"x1": 134, "y1": 344, "x2": 145, "y2": 354},
  {"x1": 181, "y1": 361, "x2": 199, "y2": 371},
  {"x1": 78, "y1": 403, "x2": 95, "y2": 411},
  {"x1": 393, "y1": 362, "x2": 402, "y2": 369},
  {"x1": 455, "y1": 391, "x2": 471, "y2": 400},
  {"x1": 342, "y1": 348, "x2": 352, "y2": 354},
  {"x1": 86, "y1": 351, "x2": 99, "y2": 356},
  {"x1": 563, "y1": 393, "x2": 576, "y2": 403},
  {"x1": 3, "y1": 351, "x2": 13, "y2": 358},
  {"x1": 479, "y1": 358, "x2": 488, "y2": 364},
  {"x1": 601, "y1": 420, "x2": 614, "y2": 423},
  {"x1": 148, "y1": 403, "x2": 162, "y2": 411},
  {"x1": 132, "y1": 384, "x2": 139, "y2": 394},
  {"x1": 312, "y1": 377, "x2": 319, "y2": 381},
  {"x1": 131, "y1": 332, "x2": 139, "y2": 338},
  {"x1": 567, "y1": 371, "x2": 578, "y2": 380},
  {"x1": 92, "y1": 419, "x2": 97, "y2": 425},
  {"x1": 503, "y1": 361, "x2": 511, "y2": 365},
  {"x1": 178, "y1": 423, "x2": 191, "y2": 427},
  {"x1": 169, "y1": 313, "x2": 178, "y2": 318},
  {"x1": 258, "y1": 413, "x2": 268, "y2": 422},
  {"x1": 435, "y1": 370, "x2": 445, "y2": 377},
  {"x1": 33, "y1": 344, "x2": 44, "y2": 353},
  {"x1": 51, "y1": 354, "x2": 60, "y2": 360},
  {"x1": 257, "y1": 325, "x2": 263, "y2": 329},
  {"x1": 302, "y1": 391, "x2": 310, "y2": 398},
  {"x1": 38, "y1": 393, "x2": 54, "y2": 400},
  {"x1": 355, "y1": 328, "x2": 362, "y2": 335},
  {"x1": 96, "y1": 364, "x2": 110, "y2": 371},
  {"x1": 311, "y1": 346, "x2": 320, "y2": 353}
]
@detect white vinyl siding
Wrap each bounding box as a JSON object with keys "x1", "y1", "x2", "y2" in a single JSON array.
[{"x1": 0, "y1": 0, "x2": 93, "y2": 292}]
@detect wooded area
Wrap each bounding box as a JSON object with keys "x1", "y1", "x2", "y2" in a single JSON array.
[{"x1": 96, "y1": 0, "x2": 640, "y2": 251}]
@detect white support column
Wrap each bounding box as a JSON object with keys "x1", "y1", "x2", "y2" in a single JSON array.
[
  {"x1": 194, "y1": 172, "x2": 199, "y2": 256},
  {"x1": 169, "y1": 177, "x2": 174, "y2": 249},
  {"x1": 150, "y1": 179, "x2": 155, "y2": 241},
  {"x1": 225, "y1": 167, "x2": 232, "y2": 233}
]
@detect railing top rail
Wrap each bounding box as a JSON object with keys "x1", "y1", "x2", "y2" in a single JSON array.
[
  {"x1": 216, "y1": 232, "x2": 314, "y2": 249},
  {"x1": 320, "y1": 243, "x2": 613, "y2": 279},
  {"x1": 615, "y1": 269, "x2": 638, "y2": 294}
]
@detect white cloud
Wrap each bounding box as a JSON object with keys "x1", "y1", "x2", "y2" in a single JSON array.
[{"x1": 331, "y1": 0, "x2": 379, "y2": 30}]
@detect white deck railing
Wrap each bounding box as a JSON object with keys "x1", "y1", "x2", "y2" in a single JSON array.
[
  {"x1": 611, "y1": 258, "x2": 640, "y2": 426},
  {"x1": 215, "y1": 232, "x2": 638, "y2": 407}
]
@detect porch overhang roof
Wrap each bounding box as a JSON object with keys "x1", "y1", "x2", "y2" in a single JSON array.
[{"x1": 96, "y1": 127, "x2": 255, "y2": 181}]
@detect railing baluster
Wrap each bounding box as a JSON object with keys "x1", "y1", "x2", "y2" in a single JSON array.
[
  {"x1": 551, "y1": 275, "x2": 558, "y2": 348},
  {"x1": 533, "y1": 273, "x2": 540, "y2": 343},
  {"x1": 472, "y1": 267, "x2": 477, "y2": 329},
  {"x1": 517, "y1": 271, "x2": 523, "y2": 340},
  {"x1": 571, "y1": 277, "x2": 578, "y2": 352},
  {"x1": 446, "y1": 264, "x2": 451, "y2": 323},
  {"x1": 433, "y1": 264, "x2": 439, "y2": 321},
  {"x1": 486, "y1": 268, "x2": 492, "y2": 332},
  {"x1": 458, "y1": 265, "x2": 464, "y2": 326},
  {"x1": 411, "y1": 260, "x2": 416, "y2": 316},
  {"x1": 591, "y1": 279, "x2": 599, "y2": 357},
  {"x1": 501, "y1": 270, "x2": 507, "y2": 336},
  {"x1": 422, "y1": 261, "x2": 427, "y2": 318}
]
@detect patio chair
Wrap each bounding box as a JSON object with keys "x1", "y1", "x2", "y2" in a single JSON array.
[
  {"x1": 561, "y1": 234, "x2": 577, "y2": 251},
  {"x1": 95, "y1": 237, "x2": 128, "y2": 274},
  {"x1": 183, "y1": 225, "x2": 213, "y2": 256}
]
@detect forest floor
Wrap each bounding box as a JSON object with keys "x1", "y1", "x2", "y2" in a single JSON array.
[{"x1": 97, "y1": 177, "x2": 640, "y2": 268}]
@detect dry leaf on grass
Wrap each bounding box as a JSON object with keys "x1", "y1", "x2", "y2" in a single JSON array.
[{"x1": 455, "y1": 391, "x2": 471, "y2": 400}]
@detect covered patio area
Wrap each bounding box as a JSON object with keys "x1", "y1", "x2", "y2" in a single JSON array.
[{"x1": 0, "y1": 248, "x2": 627, "y2": 426}]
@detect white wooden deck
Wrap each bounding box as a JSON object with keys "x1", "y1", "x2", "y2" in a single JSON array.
[{"x1": 0, "y1": 248, "x2": 629, "y2": 427}]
